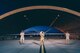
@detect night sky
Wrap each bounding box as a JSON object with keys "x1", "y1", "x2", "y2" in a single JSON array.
[{"x1": 0, "y1": 0, "x2": 80, "y2": 35}]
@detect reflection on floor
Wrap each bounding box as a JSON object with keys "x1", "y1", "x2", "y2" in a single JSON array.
[
  {"x1": 40, "y1": 44, "x2": 46, "y2": 53},
  {"x1": 0, "y1": 39, "x2": 80, "y2": 53}
]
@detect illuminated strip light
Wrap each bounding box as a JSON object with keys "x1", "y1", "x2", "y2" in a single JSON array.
[
  {"x1": 45, "y1": 33, "x2": 64, "y2": 35},
  {"x1": 8, "y1": 33, "x2": 64, "y2": 35},
  {"x1": 0, "y1": 6, "x2": 80, "y2": 19}
]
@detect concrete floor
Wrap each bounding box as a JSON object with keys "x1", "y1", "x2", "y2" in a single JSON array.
[{"x1": 0, "y1": 39, "x2": 80, "y2": 53}]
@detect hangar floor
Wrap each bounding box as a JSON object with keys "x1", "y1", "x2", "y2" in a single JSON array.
[{"x1": 0, "y1": 39, "x2": 80, "y2": 53}]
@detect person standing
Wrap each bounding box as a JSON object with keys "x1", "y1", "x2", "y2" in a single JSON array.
[
  {"x1": 19, "y1": 31, "x2": 25, "y2": 44},
  {"x1": 40, "y1": 31, "x2": 45, "y2": 45},
  {"x1": 65, "y1": 32, "x2": 70, "y2": 44}
]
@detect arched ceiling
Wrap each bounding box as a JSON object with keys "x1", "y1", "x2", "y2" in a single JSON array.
[
  {"x1": 0, "y1": 0, "x2": 80, "y2": 36},
  {"x1": 0, "y1": 6, "x2": 80, "y2": 19}
]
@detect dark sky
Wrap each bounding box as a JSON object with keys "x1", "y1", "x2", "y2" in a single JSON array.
[{"x1": 0, "y1": 0, "x2": 80, "y2": 34}]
